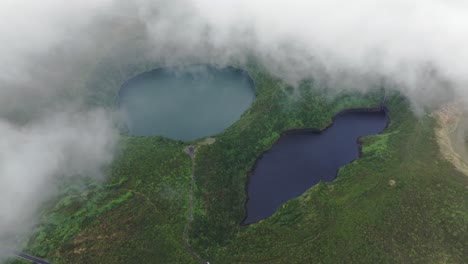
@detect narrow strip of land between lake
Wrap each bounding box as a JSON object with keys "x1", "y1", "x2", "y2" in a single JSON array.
[{"x1": 183, "y1": 145, "x2": 209, "y2": 264}]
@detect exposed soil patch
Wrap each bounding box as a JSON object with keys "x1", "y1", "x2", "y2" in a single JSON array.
[{"x1": 433, "y1": 104, "x2": 468, "y2": 176}]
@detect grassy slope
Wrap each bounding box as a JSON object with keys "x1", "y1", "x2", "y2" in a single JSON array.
[
  {"x1": 21, "y1": 65, "x2": 467, "y2": 263},
  {"x1": 190, "y1": 66, "x2": 467, "y2": 263},
  {"x1": 25, "y1": 137, "x2": 194, "y2": 263},
  {"x1": 204, "y1": 97, "x2": 468, "y2": 263},
  {"x1": 190, "y1": 66, "x2": 385, "y2": 254}
]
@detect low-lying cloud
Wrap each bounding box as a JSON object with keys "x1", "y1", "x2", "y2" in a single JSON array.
[
  {"x1": 0, "y1": 0, "x2": 467, "y2": 257},
  {"x1": 0, "y1": 110, "x2": 116, "y2": 242}
]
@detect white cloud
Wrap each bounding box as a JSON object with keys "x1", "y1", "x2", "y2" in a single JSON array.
[{"x1": 0, "y1": 0, "x2": 467, "y2": 256}]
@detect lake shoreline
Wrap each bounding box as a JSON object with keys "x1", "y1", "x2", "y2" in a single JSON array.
[{"x1": 241, "y1": 106, "x2": 390, "y2": 225}]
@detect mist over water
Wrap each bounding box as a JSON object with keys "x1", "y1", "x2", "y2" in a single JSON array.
[{"x1": 119, "y1": 65, "x2": 255, "y2": 141}]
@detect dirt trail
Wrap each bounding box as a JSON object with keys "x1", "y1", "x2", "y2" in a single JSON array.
[{"x1": 433, "y1": 104, "x2": 468, "y2": 176}]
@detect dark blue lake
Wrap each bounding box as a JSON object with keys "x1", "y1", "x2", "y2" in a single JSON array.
[
  {"x1": 119, "y1": 65, "x2": 255, "y2": 141},
  {"x1": 244, "y1": 110, "x2": 388, "y2": 224}
]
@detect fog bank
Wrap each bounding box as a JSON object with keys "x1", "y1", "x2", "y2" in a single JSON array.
[{"x1": 1, "y1": 0, "x2": 467, "y2": 256}]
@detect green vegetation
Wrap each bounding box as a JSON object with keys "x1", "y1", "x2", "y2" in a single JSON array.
[
  {"x1": 190, "y1": 65, "x2": 385, "y2": 253},
  {"x1": 25, "y1": 137, "x2": 194, "y2": 263},
  {"x1": 22, "y1": 63, "x2": 467, "y2": 263},
  {"x1": 195, "y1": 95, "x2": 467, "y2": 263}
]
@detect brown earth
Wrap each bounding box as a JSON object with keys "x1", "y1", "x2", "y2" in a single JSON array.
[{"x1": 433, "y1": 103, "x2": 468, "y2": 176}]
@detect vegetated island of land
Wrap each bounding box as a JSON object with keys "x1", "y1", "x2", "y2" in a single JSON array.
[{"x1": 14, "y1": 62, "x2": 468, "y2": 264}]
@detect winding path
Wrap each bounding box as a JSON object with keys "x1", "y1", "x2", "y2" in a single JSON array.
[{"x1": 183, "y1": 145, "x2": 209, "y2": 264}]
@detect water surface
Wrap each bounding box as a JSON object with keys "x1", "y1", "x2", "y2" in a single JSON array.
[
  {"x1": 119, "y1": 65, "x2": 255, "y2": 141},
  {"x1": 244, "y1": 111, "x2": 388, "y2": 224}
]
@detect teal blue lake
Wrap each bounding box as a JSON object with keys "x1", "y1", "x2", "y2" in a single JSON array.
[{"x1": 119, "y1": 65, "x2": 255, "y2": 141}]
